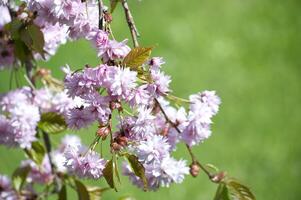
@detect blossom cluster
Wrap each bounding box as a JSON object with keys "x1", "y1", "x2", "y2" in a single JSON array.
[
  {"x1": 0, "y1": 1, "x2": 131, "y2": 69},
  {"x1": 62, "y1": 135, "x2": 107, "y2": 179},
  {"x1": 0, "y1": 134, "x2": 105, "y2": 200},
  {"x1": 62, "y1": 52, "x2": 220, "y2": 190},
  {"x1": 26, "y1": 0, "x2": 131, "y2": 62},
  {"x1": 0, "y1": 87, "x2": 74, "y2": 148}
]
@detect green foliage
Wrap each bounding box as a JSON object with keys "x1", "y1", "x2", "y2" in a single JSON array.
[
  {"x1": 24, "y1": 141, "x2": 46, "y2": 165},
  {"x1": 118, "y1": 195, "x2": 136, "y2": 200},
  {"x1": 214, "y1": 179, "x2": 255, "y2": 200},
  {"x1": 123, "y1": 47, "x2": 153, "y2": 70},
  {"x1": 214, "y1": 183, "x2": 231, "y2": 200},
  {"x1": 75, "y1": 179, "x2": 91, "y2": 200},
  {"x1": 87, "y1": 186, "x2": 110, "y2": 200},
  {"x1": 4, "y1": 19, "x2": 45, "y2": 63},
  {"x1": 110, "y1": 0, "x2": 120, "y2": 13},
  {"x1": 26, "y1": 24, "x2": 45, "y2": 56},
  {"x1": 103, "y1": 159, "x2": 117, "y2": 191},
  {"x1": 12, "y1": 166, "x2": 31, "y2": 191},
  {"x1": 58, "y1": 185, "x2": 67, "y2": 200},
  {"x1": 124, "y1": 153, "x2": 148, "y2": 191},
  {"x1": 38, "y1": 112, "x2": 67, "y2": 134},
  {"x1": 226, "y1": 179, "x2": 255, "y2": 200}
]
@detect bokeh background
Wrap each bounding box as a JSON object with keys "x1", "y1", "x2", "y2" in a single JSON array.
[{"x1": 1, "y1": 0, "x2": 301, "y2": 199}]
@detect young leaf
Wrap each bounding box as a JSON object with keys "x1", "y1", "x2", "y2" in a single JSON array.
[
  {"x1": 214, "y1": 183, "x2": 231, "y2": 200},
  {"x1": 226, "y1": 178, "x2": 256, "y2": 200},
  {"x1": 58, "y1": 184, "x2": 67, "y2": 200},
  {"x1": 75, "y1": 179, "x2": 90, "y2": 200},
  {"x1": 12, "y1": 166, "x2": 31, "y2": 191},
  {"x1": 125, "y1": 154, "x2": 148, "y2": 191},
  {"x1": 24, "y1": 141, "x2": 46, "y2": 165},
  {"x1": 110, "y1": 0, "x2": 120, "y2": 13},
  {"x1": 123, "y1": 47, "x2": 153, "y2": 70},
  {"x1": 103, "y1": 159, "x2": 116, "y2": 191},
  {"x1": 38, "y1": 112, "x2": 67, "y2": 134}
]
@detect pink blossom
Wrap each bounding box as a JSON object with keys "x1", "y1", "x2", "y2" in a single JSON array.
[
  {"x1": 66, "y1": 107, "x2": 96, "y2": 129},
  {"x1": 102, "y1": 39, "x2": 131, "y2": 62}
]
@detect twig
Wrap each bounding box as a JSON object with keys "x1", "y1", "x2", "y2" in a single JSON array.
[
  {"x1": 25, "y1": 60, "x2": 36, "y2": 87},
  {"x1": 98, "y1": 0, "x2": 104, "y2": 30},
  {"x1": 121, "y1": 0, "x2": 140, "y2": 47},
  {"x1": 41, "y1": 131, "x2": 60, "y2": 191}
]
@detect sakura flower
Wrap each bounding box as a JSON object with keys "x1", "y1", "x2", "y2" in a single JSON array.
[
  {"x1": 149, "y1": 57, "x2": 165, "y2": 71},
  {"x1": 102, "y1": 39, "x2": 131, "y2": 62},
  {"x1": 190, "y1": 90, "x2": 221, "y2": 115},
  {"x1": 66, "y1": 107, "x2": 96, "y2": 129},
  {"x1": 127, "y1": 85, "x2": 151, "y2": 107},
  {"x1": 131, "y1": 107, "x2": 156, "y2": 139},
  {"x1": 133, "y1": 135, "x2": 170, "y2": 164},
  {"x1": 107, "y1": 67, "x2": 137, "y2": 99},
  {"x1": 181, "y1": 114, "x2": 212, "y2": 146},
  {"x1": 87, "y1": 29, "x2": 109, "y2": 56},
  {"x1": 63, "y1": 144, "x2": 106, "y2": 179},
  {"x1": 148, "y1": 70, "x2": 171, "y2": 96}
]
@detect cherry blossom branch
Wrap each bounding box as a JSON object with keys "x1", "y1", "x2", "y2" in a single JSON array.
[
  {"x1": 119, "y1": 0, "x2": 215, "y2": 181},
  {"x1": 154, "y1": 98, "x2": 215, "y2": 180},
  {"x1": 121, "y1": 0, "x2": 140, "y2": 47}
]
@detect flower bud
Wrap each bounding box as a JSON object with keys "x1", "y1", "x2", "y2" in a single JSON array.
[
  {"x1": 211, "y1": 172, "x2": 226, "y2": 183},
  {"x1": 189, "y1": 163, "x2": 200, "y2": 177},
  {"x1": 97, "y1": 126, "x2": 110, "y2": 139},
  {"x1": 111, "y1": 142, "x2": 122, "y2": 152},
  {"x1": 116, "y1": 136, "x2": 128, "y2": 147},
  {"x1": 110, "y1": 101, "x2": 122, "y2": 111}
]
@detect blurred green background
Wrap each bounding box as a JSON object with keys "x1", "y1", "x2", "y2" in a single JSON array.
[{"x1": 1, "y1": 0, "x2": 301, "y2": 199}]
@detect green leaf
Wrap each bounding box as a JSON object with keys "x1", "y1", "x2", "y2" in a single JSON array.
[
  {"x1": 87, "y1": 186, "x2": 110, "y2": 200},
  {"x1": 103, "y1": 159, "x2": 116, "y2": 191},
  {"x1": 38, "y1": 112, "x2": 67, "y2": 134},
  {"x1": 118, "y1": 195, "x2": 136, "y2": 200},
  {"x1": 13, "y1": 39, "x2": 29, "y2": 64},
  {"x1": 20, "y1": 28, "x2": 33, "y2": 49},
  {"x1": 226, "y1": 178, "x2": 256, "y2": 200},
  {"x1": 123, "y1": 47, "x2": 153, "y2": 70},
  {"x1": 24, "y1": 141, "x2": 46, "y2": 165},
  {"x1": 27, "y1": 24, "x2": 45, "y2": 57},
  {"x1": 58, "y1": 185, "x2": 67, "y2": 200},
  {"x1": 125, "y1": 154, "x2": 148, "y2": 191},
  {"x1": 110, "y1": 0, "x2": 120, "y2": 13},
  {"x1": 75, "y1": 179, "x2": 90, "y2": 200},
  {"x1": 5, "y1": 19, "x2": 23, "y2": 39},
  {"x1": 114, "y1": 157, "x2": 121, "y2": 184},
  {"x1": 214, "y1": 183, "x2": 231, "y2": 200},
  {"x1": 12, "y1": 166, "x2": 31, "y2": 191}
]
